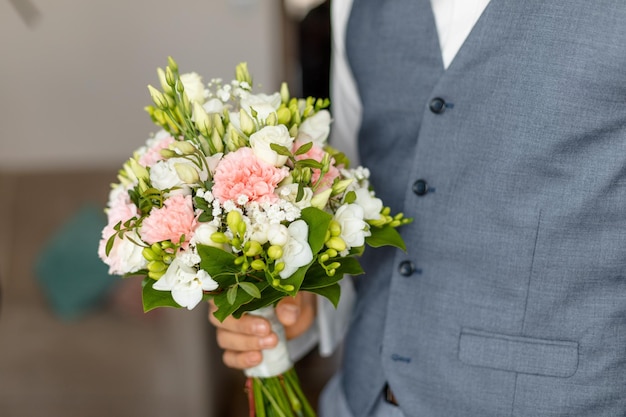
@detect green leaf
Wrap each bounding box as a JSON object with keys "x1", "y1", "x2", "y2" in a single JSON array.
[
  {"x1": 238, "y1": 281, "x2": 262, "y2": 299},
  {"x1": 294, "y1": 141, "x2": 313, "y2": 156},
  {"x1": 301, "y1": 257, "x2": 364, "y2": 290},
  {"x1": 269, "y1": 143, "x2": 292, "y2": 157},
  {"x1": 295, "y1": 158, "x2": 323, "y2": 169},
  {"x1": 197, "y1": 244, "x2": 239, "y2": 286},
  {"x1": 231, "y1": 286, "x2": 284, "y2": 318},
  {"x1": 142, "y1": 278, "x2": 182, "y2": 311},
  {"x1": 366, "y1": 225, "x2": 407, "y2": 251},
  {"x1": 226, "y1": 285, "x2": 238, "y2": 305},
  {"x1": 277, "y1": 261, "x2": 314, "y2": 296},
  {"x1": 300, "y1": 207, "x2": 333, "y2": 254},
  {"x1": 307, "y1": 283, "x2": 341, "y2": 308},
  {"x1": 212, "y1": 281, "x2": 270, "y2": 321}
]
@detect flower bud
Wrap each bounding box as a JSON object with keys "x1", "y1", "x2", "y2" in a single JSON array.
[
  {"x1": 148, "y1": 261, "x2": 167, "y2": 273},
  {"x1": 167, "y1": 56, "x2": 179, "y2": 73},
  {"x1": 171, "y1": 140, "x2": 196, "y2": 155},
  {"x1": 277, "y1": 107, "x2": 292, "y2": 125},
  {"x1": 251, "y1": 259, "x2": 266, "y2": 271},
  {"x1": 326, "y1": 236, "x2": 347, "y2": 252},
  {"x1": 265, "y1": 111, "x2": 278, "y2": 126},
  {"x1": 235, "y1": 62, "x2": 252, "y2": 85},
  {"x1": 128, "y1": 158, "x2": 149, "y2": 181},
  {"x1": 211, "y1": 232, "x2": 229, "y2": 244},
  {"x1": 267, "y1": 245, "x2": 283, "y2": 260},
  {"x1": 310, "y1": 188, "x2": 332, "y2": 209},
  {"x1": 280, "y1": 82, "x2": 290, "y2": 104},
  {"x1": 332, "y1": 179, "x2": 354, "y2": 195},
  {"x1": 325, "y1": 248, "x2": 338, "y2": 258},
  {"x1": 160, "y1": 148, "x2": 178, "y2": 159},
  {"x1": 211, "y1": 129, "x2": 224, "y2": 153},
  {"x1": 142, "y1": 247, "x2": 159, "y2": 262},
  {"x1": 329, "y1": 220, "x2": 341, "y2": 237},
  {"x1": 148, "y1": 85, "x2": 168, "y2": 110},
  {"x1": 165, "y1": 66, "x2": 176, "y2": 86},
  {"x1": 244, "y1": 241, "x2": 263, "y2": 257},
  {"x1": 157, "y1": 68, "x2": 173, "y2": 95},
  {"x1": 227, "y1": 210, "x2": 243, "y2": 232},
  {"x1": 213, "y1": 113, "x2": 225, "y2": 137},
  {"x1": 240, "y1": 108, "x2": 256, "y2": 136},
  {"x1": 274, "y1": 262, "x2": 285, "y2": 273},
  {"x1": 234, "y1": 255, "x2": 245, "y2": 265},
  {"x1": 175, "y1": 163, "x2": 200, "y2": 184}
]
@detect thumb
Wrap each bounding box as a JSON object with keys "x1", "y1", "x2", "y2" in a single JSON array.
[
  {"x1": 275, "y1": 296, "x2": 301, "y2": 327},
  {"x1": 275, "y1": 292, "x2": 316, "y2": 340}
]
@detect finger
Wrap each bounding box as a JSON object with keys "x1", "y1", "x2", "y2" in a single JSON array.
[
  {"x1": 215, "y1": 328, "x2": 278, "y2": 352},
  {"x1": 222, "y1": 349, "x2": 263, "y2": 370},
  {"x1": 276, "y1": 292, "x2": 317, "y2": 339},
  {"x1": 208, "y1": 303, "x2": 272, "y2": 337}
]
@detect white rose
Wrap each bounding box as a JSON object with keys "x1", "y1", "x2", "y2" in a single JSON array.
[
  {"x1": 249, "y1": 125, "x2": 294, "y2": 167},
  {"x1": 180, "y1": 72, "x2": 207, "y2": 104},
  {"x1": 296, "y1": 110, "x2": 331, "y2": 146},
  {"x1": 203, "y1": 98, "x2": 224, "y2": 114},
  {"x1": 105, "y1": 231, "x2": 148, "y2": 275},
  {"x1": 354, "y1": 188, "x2": 383, "y2": 220},
  {"x1": 240, "y1": 92, "x2": 281, "y2": 122},
  {"x1": 153, "y1": 258, "x2": 218, "y2": 310},
  {"x1": 334, "y1": 203, "x2": 370, "y2": 248},
  {"x1": 278, "y1": 220, "x2": 313, "y2": 278},
  {"x1": 150, "y1": 158, "x2": 207, "y2": 191}
]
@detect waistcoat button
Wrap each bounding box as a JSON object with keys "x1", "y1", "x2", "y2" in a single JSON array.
[
  {"x1": 429, "y1": 97, "x2": 446, "y2": 114},
  {"x1": 398, "y1": 261, "x2": 415, "y2": 277},
  {"x1": 413, "y1": 179, "x2": 428, "y2": 196}
]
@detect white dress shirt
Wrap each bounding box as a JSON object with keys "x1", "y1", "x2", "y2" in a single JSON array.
[{"x1": 289, "y1": 0, "x2": 491, "y2": 360}]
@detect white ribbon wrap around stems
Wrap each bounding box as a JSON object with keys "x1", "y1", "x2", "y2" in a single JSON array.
[{"x1": 244, "y1": 306, "x2": 293, "y2": 378}]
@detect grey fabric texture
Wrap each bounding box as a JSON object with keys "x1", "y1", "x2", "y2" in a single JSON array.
[{"x1": 332, "y1": 0, "x2": 626, "y2": 416}]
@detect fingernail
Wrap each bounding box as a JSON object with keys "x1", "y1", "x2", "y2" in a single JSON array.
[
  {"x1": 260, "y1": 335, "x2": 276, "y2": 348},
  {"x1": 246, "y1": 352, "x2": 262, "y2": 366},
  {"x1": 253, "y1": 321, "x2": 269, "y2": 335}
]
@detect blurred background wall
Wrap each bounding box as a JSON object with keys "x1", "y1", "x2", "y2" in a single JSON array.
[
  {"x1": 0, "y1": 0, "x2": 334, "y2": 416},
  {"x1": 0, "y1": 0, "x2": 284, "y2": 171}
]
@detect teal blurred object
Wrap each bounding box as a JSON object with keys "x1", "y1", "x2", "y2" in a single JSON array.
[{"x1": 35, "y1": 205, "x2": 117, "y2": 320}]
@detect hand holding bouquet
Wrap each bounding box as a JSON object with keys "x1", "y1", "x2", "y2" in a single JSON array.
[{"x1": 98, "y1": 57, "x2": 410, "y2": 416}]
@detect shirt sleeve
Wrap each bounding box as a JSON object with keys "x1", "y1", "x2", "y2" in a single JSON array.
[{"x1": 287, "y1": 0, "x2": 361, "y2": 363}]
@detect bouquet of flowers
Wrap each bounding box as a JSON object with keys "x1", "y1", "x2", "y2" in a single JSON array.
[{"x1": 98, "y1": 57, "x2": 410, "y2": 416}]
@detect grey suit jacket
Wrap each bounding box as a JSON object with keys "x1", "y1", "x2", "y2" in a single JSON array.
[{"x1": 337, "y1": 0, "x2": 626, "y2": 416}]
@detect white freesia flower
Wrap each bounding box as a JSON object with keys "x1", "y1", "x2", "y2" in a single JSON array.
[
  {"x1": 249, "y1": 125, "x2": 294, "y2": 167},
  {"x1": 278, "y1": 220, "x2": 313, "y2": 278},
  {"x1": 268, "y1": 223, "x2": 290, "y2": 246},
  {"x1": 296, "y1": 110, "x2": 331, "y2": 146},
  {"x1": 180, "y1": 72, "x2": 208, "y2": 104},
  {"x1": 240, "y1": 92, "x2": 281, "y2": 122},
  {"x1": 247, "y1": 221, "x2": 270, "y2": 245},
  {"x1": 353, "y1": 188, "x2": 383, "y2": 220},
  {"x1": 191, "y1": 223, "x2": 224, "y2": 248},
  {"x1": 153, "y1": 258, "x2": 218, "y2": 310},
  {"x1": 334, "y1": 203, "x2": 370, "y2": 248}
]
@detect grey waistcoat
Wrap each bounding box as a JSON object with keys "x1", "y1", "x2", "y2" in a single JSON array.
[{"x1": 340, "y1": 0, "x2": 626, "y2": 416}]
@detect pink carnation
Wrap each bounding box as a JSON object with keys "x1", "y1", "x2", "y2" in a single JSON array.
[
  {"x1": 140, "y1": 194, "x2": 197, "y2": 246},
  {"x1": 139, "y1": 135, "x2": 175, "y2": 167},
  {"x1": 294, "y1": 140, "x2": 341, "y2": 192},
  {"x1": 212, "y1": 147, "x2": 288, "y2": 204}
]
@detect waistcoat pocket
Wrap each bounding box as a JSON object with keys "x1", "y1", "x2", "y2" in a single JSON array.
[{"x1": 459, "y1": 328, "x2": 578, "y2": 378}]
